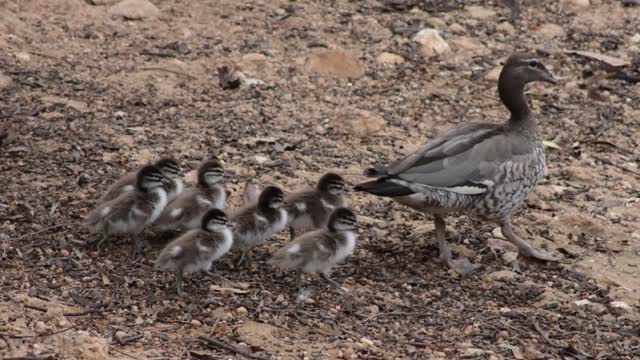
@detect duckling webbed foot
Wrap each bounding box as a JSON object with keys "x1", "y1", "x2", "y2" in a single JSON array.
[{"x1": 320, "y1": 272, "x2": 351, "y2": 296}]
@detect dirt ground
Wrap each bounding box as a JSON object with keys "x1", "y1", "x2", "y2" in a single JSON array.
[{"x1": 1, "y1": 0, "x2": 640, "y2": 359}]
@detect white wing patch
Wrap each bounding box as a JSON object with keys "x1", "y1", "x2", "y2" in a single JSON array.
[
  {"x1": 197, "y1": 243, "x2": 212, "y2": 253},
  {"x1": 320, "y1": 199, "x2": 336, "y2": 210},
  {"x1": 196, "y1": 195, "x2": 213, "y2": 208},
  {"x1": 294, "y1": 202, "x2": 307, "y2": 211},
  {"x1": 287, "y1": 243, "x2": 301, "y2": 254},
  {"x1": 121, "y1": 185, "x2": 135, "y2": 193},
  {"x1": 255, "y1": 214, "x2": 268, "y2": 224},
  {"x1": 170, "y1": 208, "x2": 183, "y2": 218},
  {"x1": 169, "y1": 245, "x2": 182, "y2": 257},
  {"x1": 391, "y1": 178, "x2": 492, "y2": 196},
  {"x1": 100, "y1": 206, "x2": 111, "y2": 216}
]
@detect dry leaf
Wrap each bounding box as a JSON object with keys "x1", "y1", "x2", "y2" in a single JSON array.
[
  {"x1": 565, "y1": 50, "x2": 630, "y2": 67},
  {"x1": 209, "y1": 285, "x2": 249, "y2": 294},
  {"x1": 542, "y1": 140, "x2": 561, "y2": 149},
  {"x1": 101, "y1": 273, "x2": 111, "y2": 286}
]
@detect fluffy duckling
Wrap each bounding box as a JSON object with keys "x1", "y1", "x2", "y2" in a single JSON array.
[
  {"x1": 231, "y1": 186, "x2": 287, "y2": 266},
  {"x1": 154, "y1": 159, "x2": 226, "y2": 231},
  {"x1": 154, "y1": 209, "x2": 234, "y2": 296},
  {"x1": 101, "y1": 158, "x2": 184, "y2": 203},
  {"x1": 270, "y1": 207, "x2": 357, "y2": 295},
  {"x1": 85, "y1": 165, "x2": 171, "y2": 253},
  {"x1": 285, "y1": 173, "x2": 349, "y2": 240}
]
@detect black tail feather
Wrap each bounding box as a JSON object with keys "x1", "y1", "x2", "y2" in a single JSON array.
[{"x1": 354, "y1": 178, "x2": 414, "y2": 197}]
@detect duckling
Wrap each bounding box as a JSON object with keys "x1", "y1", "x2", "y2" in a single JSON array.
[
  {"x1": 231, "y1": 186, "x2": 287, "y2": 266},
  {"x1": 285, "y1": 173, "x2": 349, "y2": 240},
  {"x1": 154, "y1": 209, "x2": 234, "y2": 296},
  {"x1": 355, "y1": 53, "x2": 560, "y2": 274},
  {"x1": 154, "y1": 159, "x2": 226, "y2": 231},
  {"x1": 85, "y1": 165, "x2": 171, "y2": 253},
  {"x1": 270, "y1": 207, "x2": 357, "y2": 295},
  {"x1": 101, "y1": 158, "x2": 184, "y2": 203}
]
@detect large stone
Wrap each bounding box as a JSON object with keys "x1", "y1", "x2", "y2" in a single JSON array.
[
  {"x1": 562, "y1": 0, "x2": 591, "y2": 12},
  {"x1": 413, "y1": 28, "x2": 450, "y2": 58},
  {"x1": 333, "y1": 107, "x2": 385, "y2": 137},
  {"x1": 449, "y1": 36, "x2": 482, "y2": 51},
  {"x1": 109, "y1": 0, "x2": 160, "y2": 20},
  {"x1": 305, "y1": 49, "x2": 364, "y2": 79},
  {"x1": 466, "y1": 6, "x2": 496, "y2": 19},
  {"x1": 377, "y1": 52, "x2": 404, "y2": 65},
  {"x1": 484, "y1": 66, "x2": 502, "y2": 81},
  {"x1": 536, "y1": 23, "x2": 566, "y2": 39},
  {"x1": 0, "y1": 73, "x2": 12, "y2": 89}
]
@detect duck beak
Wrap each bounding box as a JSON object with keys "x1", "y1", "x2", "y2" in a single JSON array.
[{"x1": 541, "y1": 70, "x2": 558, "y2": 85}]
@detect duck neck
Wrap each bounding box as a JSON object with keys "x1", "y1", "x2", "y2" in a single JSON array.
[{"x1": 499, "y1": 77, "x2": 530, "y2": 124}]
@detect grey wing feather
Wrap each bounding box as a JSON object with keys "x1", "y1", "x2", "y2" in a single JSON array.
[{"x1": 381, "y1": 124, "x2": 537, "y2": 193}]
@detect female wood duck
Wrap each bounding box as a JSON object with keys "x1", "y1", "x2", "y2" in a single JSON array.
[{"x1": 356, "y1": 53, "x2": 560, "y2": 274}]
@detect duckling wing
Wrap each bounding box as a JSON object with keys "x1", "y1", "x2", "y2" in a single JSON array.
[
  {"x1": 357, "y1": 123, "x2": 538, "y2": 196},
  {"x1": 270, "y1": 230, "x2": 335, "y2": 270},
  {"x1": 100, "y1": 171, "x2": 137, "y2": 203}
]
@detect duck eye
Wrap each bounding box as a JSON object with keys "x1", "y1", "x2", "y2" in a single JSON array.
[{"x1": 528, "y1": 59, "x2": 539, "y2": 68}]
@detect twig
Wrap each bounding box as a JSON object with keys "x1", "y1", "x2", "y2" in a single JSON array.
[
  {"x1": 533, "y1": 320, "x2": 562, "y2": 348},
  {"x1": 198, "y1": 335, "x2": 270, "y2": 360},
  {"x1": 110, "y1": 346, "x2": 144, "y2": 360},
  {"x1": 12, "y1": 224, "x2": 65, "y2": 241},
  {"x1": 1, "y1": 321, "x2": 83, "y2": 339},
  {"x1": 363, "y1": 311, "x2": 429, "y2": 324},
  {"x1": 590, "y1": 154, "x2": 640, "y2": 177},
  {"x1": 138, "y1": 67, "x2": 197, "y2": 80}
]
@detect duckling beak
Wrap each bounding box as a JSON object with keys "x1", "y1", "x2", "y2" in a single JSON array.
[{"x1": 227, "y1": 222, "x2": 237, "y2": 230}]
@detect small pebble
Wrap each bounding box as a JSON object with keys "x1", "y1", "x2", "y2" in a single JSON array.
[{"x1": 236, "y1": 306, "x2": 248, "y2": 316}]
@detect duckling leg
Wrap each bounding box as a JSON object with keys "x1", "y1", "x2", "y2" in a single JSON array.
[
  {"x1": 320, "y1": 273, "x2": 350, "y2": 296},
  {"x1": 289, "y1": 227, "x2": 296, "y2": 241},
  {"x1": 204, "y1": 271, "x2": 231, "y2": 285},
  {"x1": 236, "y1": 249, "x2": 252, "y2": 268},
  {"x1": 95, "y1": 234, "x2": 109, "y2": 251},
  {"x1": 500, "y1": 218, "x2": 559, "y2": 262},
  {"x1": 295, "y1": 271, "x2": 303, "y2": 291},
  {"x1": 434, "y1": 216, "x2": 479, "y2": 275},
  {"x1": 175, "y1": 268, "x2": 184, "y2": 296}
]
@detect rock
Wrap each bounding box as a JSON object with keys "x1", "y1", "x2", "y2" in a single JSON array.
[
  {"x1": 492, "y1": 227, "x2": 505, "y2": 239},
  {"x1": 485, "y1": 270, "x2": 518, "y2": 282},
  {"x1": 114, "y1": 330, "x2": 128, "y2": 342},
  {"x1": 413, "y1": 28, "x2": 450, "y2": 57},
  {"x1": 377, "y1": 52, "x2": 404, "y2": 65},
  {"x1": 0, "y1": 73, "x2": 12, "y2": 89},
  {"x1": 485, "y1": 66, "x2": 502, "y2": 81},
  {"x1": 342, "y1": 347, "x2": 357, "y2": 359},
  {"x1": 425, "y1": 17, "x2": 446, "y2": 29},
  {"x1": 591, "y1": 303, "x2": 607, "y2": 315},
  {"x1": 560, "y1": 165, "x2": 594, "y2": 183},
  {"x1": 631, "y1": 33, "x2": 640, "y2": 44},
  {"x1": 360, "y1": 337, "x2": 374, "y2": 347},
  {"x1": 551, "y1": 212, "x2": 605, "y2": 237},
  {"x1": 574, "y1": 299, "x2": 592, "y2": 306},
  {"x1": 109, "y1": 0, "x2": 160, "y2": 20},
  {"x1": 496, "y1": 330, "x2": 509, "y2": 339},
  {"x1": 496, "y1": 22, "x2": 515, "y2": 34},
  {"x1": 41, "y1": 96, "x2": 89, "y2": 113},
  {"x1": 461, "y1": 347, "x2": 485, "y2": 356},
  {"x1": 449, "y1": 36, "x2": 482, "y2": 51},
  {"x1": 56, "y1": 330, "x2": 109, "y2": 360},
  {"x1": 236, "y1": 306, "x2": 248, "y2": 316},
  {"x1": 448, "y1": 23, "x2": 466, "y2": 34},
  {"x1": 253, "y1": 155, "x2": 270, "y2": 165},
  {"x1": 610, "y1": 301, "x2": 632, "y2": 311},
  {"x1": 305, "y1": 48, "x2": 364, "y2": 79},
  {"x1": 190, "y1": 319, "x2": 202, "y2": 326},
  {"x1": 35, "y1": 321, "x2": 47, "y2": 333},
  {"x1": 536, "y1": 23, "x2": 566, "y2": 39},
  {"x1": 523, "y1": 345, "x2": 545, "y2": 360},
  {"x1": 562, "y1": 0, "x2": 590, "y2": 12},
  {"x1": 466, "y1": 5, "x2": 496, "y2": 19},
  {"x1": 333, "y1": 107, "x2": 385, "y2": 137},
  {"x1": 15, "y1": 52, "x2": 31, "y2": 61}
]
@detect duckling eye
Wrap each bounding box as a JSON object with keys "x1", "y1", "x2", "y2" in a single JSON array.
[{"x1": 528, "y1": 59, "x2": 539, "y2": 68}]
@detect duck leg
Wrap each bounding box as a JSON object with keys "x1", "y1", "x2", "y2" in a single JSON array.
[
  {"x1": 434, "y1": 216, "x2": 480, "y2": 275},
  {"x1": 500, "y1": 218, "x2": 559, "y2": 261},
  {"x1": 320, "y1": 272, "x2": 350, "y2": 296}
]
